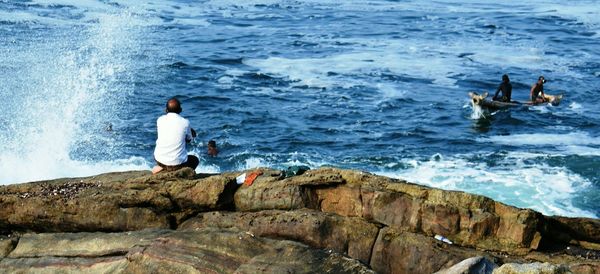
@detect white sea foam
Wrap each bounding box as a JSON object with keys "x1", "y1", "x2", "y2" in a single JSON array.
[
  {"x1": 541, "y1": 2, "x2": 600, "y2": 35},
  {"x1": 569, "y1": 102, "x2": 583, "y2": 110},
  {"x1": 244, "y1": 40, "x2": 464, "y2": 89},
  {"x1": 20, "y1": 0, "x2": 118, "y2": 25},
  {"x1": 241, "y1": 157, "x2": 267, "y2": 170},
  {"x1": 559, "y1": 146, "x2": 600, "y2": 156},
  {"x1": 171, "y1": 18, "x2": 211, "y2": 27},
  {"x1": 376, "y1": 83, "x2": 408, "y2": 99},
  {"x1": 410, "y1": 0, "x2": 600, "y2": 36},
  {"x1": 545, "y1": 125, "x2": 575, "y2": 131},
  {"x1": 204, "y1": 0, "x2": 281, "y2": 7},
  {"x1": 479, "y1": 132, "x2": 600, "y2": 147},
  {"x1": 30, "y1": 0, "x2": 108, "y2": 9},
  {"x1": 12, "y1": 1, "x2": 162, "y2": 28},
  {"x1": 209, "y1": 0, "x2": 591, "y2": 93},
  {"x1": 282, "y1": 151, "x2": 329, "y2": 168},
  {"x1": 0, "y1": 155, "x2": 150, "y2": 185},
  {"x1": 217, "y1": 76, "x2": 234, "y2": 86},
  {"x1": 196, "y1": 163, "x2": 221, "y2": 174},
  {"x1": 0, "y1": 10, "x2": 68, "y2": 25},
  {"x1": 244, "y1": 29, "x2": 583, "y2": 92},
  {"x1": 376, "y1": 153, "x2": 597, "y2": 218}
]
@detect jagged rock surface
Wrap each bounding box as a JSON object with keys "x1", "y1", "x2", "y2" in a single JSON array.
[
  {"x1": 434, "y1": 256, "x2": 498, "y2": 274},
  {"x1": 0, "y1": 167, "x2": 598, "y2": 273}
]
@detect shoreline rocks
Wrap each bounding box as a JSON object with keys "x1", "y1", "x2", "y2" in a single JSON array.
[{"x1": 0, "y1": 167, "x2": 598, "y2": 273}]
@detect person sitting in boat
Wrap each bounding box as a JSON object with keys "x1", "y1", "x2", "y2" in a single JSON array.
[
  {"x1": 530, "y1": 76, "x2": 547, "y2": 104},
  {"x1": 492, "y1": 74, "x2": 512, "y2": 102},
  {"x1": 152, "y1": 98, "x2": 199, "y2": 174}
]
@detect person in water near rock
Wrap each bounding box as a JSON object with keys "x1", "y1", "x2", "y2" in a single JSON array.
[
  {"x1": 530, "y1": 76, "x2": 547, "y2": 104},
  {"x1": 492, "y1": 74, "x2": 512, "y2": 102},
  {"x1": 207, "y1": 140, "x2": 218, "y2": 157},
  {"x1": 152, "y1": 98, "x2": 199, "y2": 174}
]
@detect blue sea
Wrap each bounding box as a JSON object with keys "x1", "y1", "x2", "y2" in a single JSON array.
[{"x1": 0, "y1": 0, "x2": 599, "y2": 218}]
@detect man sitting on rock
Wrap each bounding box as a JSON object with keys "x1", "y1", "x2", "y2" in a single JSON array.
[{"x1": 152, "y1": 98, "x2": 199, "y2": 174}]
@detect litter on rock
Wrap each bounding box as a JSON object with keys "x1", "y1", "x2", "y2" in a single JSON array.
[
  {"x1": 236, "y1": 173, "x2": 246, "y2": 185},
  {"x1": 434, "y1": 234, "x2": 453, "y2": 244},
  {"x1": 244, "y1": 170, "x2": 263, "y2": 186}
]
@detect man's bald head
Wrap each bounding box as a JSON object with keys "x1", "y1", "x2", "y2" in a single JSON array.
[{"x1": 166, "y1": 98, "x2": 182, "y2": 114}]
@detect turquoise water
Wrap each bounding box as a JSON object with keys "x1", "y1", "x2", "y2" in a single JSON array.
[{"x1": 0, "y1": 1, "x2": 599, "y2": 218}]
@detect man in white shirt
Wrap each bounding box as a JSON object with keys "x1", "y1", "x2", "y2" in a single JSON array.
[{"x1": 152, "y1": 98, "x2": 199, "y2": 174}]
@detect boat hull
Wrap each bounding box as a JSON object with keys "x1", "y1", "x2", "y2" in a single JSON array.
[{"x1": 468, "y1": 92, "x2": 562, "y2": 110}]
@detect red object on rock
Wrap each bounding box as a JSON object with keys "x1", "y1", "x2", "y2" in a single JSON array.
[{"x1": 244, "y1": 170, "x2": 263, "y2": 186}]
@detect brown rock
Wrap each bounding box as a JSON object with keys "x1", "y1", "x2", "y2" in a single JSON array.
[
  {"x1": 316, "y1": 169, "x2": 552, "y2": 253},
  {"x1": 524, "y1": 251, "x2": 600, "y2": 273},
  {"x1": 8, "y1": 230, "x2": 169, "y2": 258},
  {"x1": 0, "y1": 169, "x2": 240, "y2": 233},
  {"x1": 370, "y1": 227, "x2": 487, "y2": 274},
  {"x1": 495, "y1": 204, "x2": 542, "y2": 251},
  {"x1": 492, "y1": 262, "x2": 571, "y2": 274},
  {"x1": 465, "y1": 211, "x2": 500, "y2": 243},
  {"x1": 125, "y1": 228, "x2": 373, "y2": 274},
  {"x1": 421, "y1": 203, "x2": 461, "y2": 236},
  {"x1": 1, "y1": 167, "x2": 599, "y2": 274},
  {"x1": 361, "y1": 190, "x2": 422, "y2": 233},
  {"x1": 0, "y1": 236, "x2": 17, "y2": 258},
  {"x1": 435, "y1": 256, "x2": 498, "y2": 274},
  {"x1": 180, "y1": 209, "x2": 379, "y2": 264},
  {"x1": 0, "y1": 256, "x2": 130, "y2": 273},
  {"x1": 544, "y1": 216, "x2": 600, "y2": 248},
  {"x1": 567, "y1": 263, "x2": 600, "y2": 274},
  {"x1": 316, "y1": 185, "x2": 363, "y2": 217},
  {"x1": 0, "y1": 228, "x2": 373, "y2": 273},
  {"x1": 233, "y1": 168, "x2": 342, "y2": 211}
]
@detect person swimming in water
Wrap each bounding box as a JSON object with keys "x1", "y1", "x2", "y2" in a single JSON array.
[{"x1": 207, "y1": 140, "x2": 218, "y2": 157}]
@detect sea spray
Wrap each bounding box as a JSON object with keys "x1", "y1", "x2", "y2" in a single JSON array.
[
  {"x1": 470, "y1": 104, "x2": 486, "y2": 120},
  {"x1": 0, "y1": 10, "x2": 149, "y2": 184}
]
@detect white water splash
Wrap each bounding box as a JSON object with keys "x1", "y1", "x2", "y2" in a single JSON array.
[
  {"x1": 479, "y1": 132, "x2": 600, "y2": 147},
  {"x1": 0, "y1": 9, "x2": 150, "y2": 184},
  {"x1": 377, "y1": 152, "x2": 597, "y2": 218},
  {"x1": 469, "y1": 103, "x2": 487, "y2": 119}
]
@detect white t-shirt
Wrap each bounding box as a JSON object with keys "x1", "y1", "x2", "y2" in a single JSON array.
[{"x1": 153, "y1": 113, "x2": 194, "y2": 166}]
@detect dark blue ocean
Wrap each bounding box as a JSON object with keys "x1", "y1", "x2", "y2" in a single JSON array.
[{"x1": 1, "y1": 0, "x2": 599, "y2": 218}]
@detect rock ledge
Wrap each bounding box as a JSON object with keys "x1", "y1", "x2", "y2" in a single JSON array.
[{"x1": 0, "y1": 167, "x2": 598, "y2": 273}]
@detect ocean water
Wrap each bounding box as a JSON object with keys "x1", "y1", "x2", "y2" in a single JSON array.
[{"x1": 0, "y1": 0, "x2": 599, "y2": 218}]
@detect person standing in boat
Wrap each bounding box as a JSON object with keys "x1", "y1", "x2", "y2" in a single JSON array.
[
  {"x1": 530, "y1": 76, "x2": 547, "y2": 104},
  {"x1": 492, "y1": 74, "x2": 512, "y2": 102}
]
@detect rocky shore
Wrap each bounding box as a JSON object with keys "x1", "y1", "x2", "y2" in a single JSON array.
[{"x1": 0, "y1": 167, "x2": 598, "y2": 273}]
